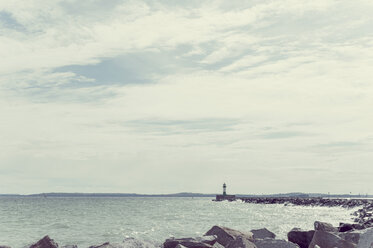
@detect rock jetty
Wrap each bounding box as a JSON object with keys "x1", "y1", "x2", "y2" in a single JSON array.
[
  {"x1": 234, "y1": 197, "x2": 373, "y2": 230},
  {"x1": 238, "y1": 197, "x2": 372, "y2": 209},
  {"x1": 3, "y1": 222, "x2": 372, "y2": 248}
]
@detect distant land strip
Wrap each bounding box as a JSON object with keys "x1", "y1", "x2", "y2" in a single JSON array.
[{"x1": 0, "y1": 192, "x2": 372, "y2": 198}]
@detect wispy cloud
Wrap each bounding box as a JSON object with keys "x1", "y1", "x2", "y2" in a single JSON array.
[{"x1": 1, "y1": 0, "x2": 373, "y2": 194}]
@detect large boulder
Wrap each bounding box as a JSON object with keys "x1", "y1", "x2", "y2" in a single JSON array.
[
  {"x1": 250, "y1": 228, "x2": 275, "y2": 240},
  {"x1": 205, "y1": 226, "x2": 254, "y2": 247},
  {"x1": 163, "y1": 236, "x2": 217, "y2": 248},
  {"x1": 254, "y1": 239, "x2": 299, "y2": 248},
  {"x1": 287, "y1": 228, "x2": 314, "y2": 248},
  {"x1": 30, "y1": 236, "x2": 58, "y2": 248},
  {"x1": 338, "y1": 227, "x2": 373, "y2": 248},
  {"x1": 308, "y1": 230, "x2": 356, "y2": 248},
  {"x1": 314, "y1": 221, "x2": 338, "y2": 232},
  {"x1": 226, "y1": 237, "x2": 256, "y2": 248}
]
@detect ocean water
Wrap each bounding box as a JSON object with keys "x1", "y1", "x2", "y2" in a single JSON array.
[{"x1": 0, "y1": 197, "x2": 356, "y2": 247}]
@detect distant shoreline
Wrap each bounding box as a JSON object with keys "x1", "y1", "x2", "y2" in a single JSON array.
[{"x1": 1, "y1": 192, "x2": 372, "y2": 198}]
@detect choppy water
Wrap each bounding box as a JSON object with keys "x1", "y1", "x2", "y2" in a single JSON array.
[{"x1": 0, "y1": 197, "x2": 356, "y2": 247}]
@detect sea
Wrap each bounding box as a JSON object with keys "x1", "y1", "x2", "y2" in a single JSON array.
[{"x1": 0, "y1": 197, "x2": 357, "y2": 248}]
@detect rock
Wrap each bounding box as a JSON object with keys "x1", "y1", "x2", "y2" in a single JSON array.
[
  {"x1": 61, "y1": 246, "x2": 77, "y2": 248},
  {"x1": 338, "y1": 227, "x2": 373, "y2": 247},
  {"x1": 0, "y1": 246, "x2": 11, "y2": 248},
  {"x1": 287, "y1": 228, "x2": 314, "y2": 248},
  {"x1": 196, "y1": 236, "x2": 218, "y2": 246},
  {"x1": 88, "y1": 243, "x2": 116, "y2": 248},
  {"x1": 250, "y1": 228, "x2": 275, "y2": 240},
  {"x1": 314, "y1": 221, "x2": 338, "y2": 232},
  {"x1": 356, "y1": 227, "x2": 373, "y2": 248},
  {"x1": 254, "y1": 239, "x2": 299, "y2": 248},
  {"x1": 211, "y1": 242, "x2": 224, "y2": 248},
  {"x1": 339, "y1": 223, "x2": 355, "y2": 232},
  {"x1": 205, "y1": 226, "x2": 254, "y2": 247},
  {"x1": 30, "y1": 236, "x2": 58, "y2": 248},
  {"x1": 308, "y1": 230, "x2": 356, "y2": 248},
  {"x1": 226, "y1": 237, "x2": 256, "y2": 248},
  {"x1": 163, "y1": 237, "x2": 216, "y2": 248}
]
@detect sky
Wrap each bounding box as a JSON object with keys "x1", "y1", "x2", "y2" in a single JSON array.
[{"x1": 0, "y1": 0, "x2": 372, "y2": 195}]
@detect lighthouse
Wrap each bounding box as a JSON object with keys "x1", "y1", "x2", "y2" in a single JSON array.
[{"x1": 215, "y1": 183, "x2": 236, "y2": 201}]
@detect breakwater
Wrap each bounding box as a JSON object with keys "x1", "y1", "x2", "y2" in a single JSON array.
[
  {"x1": 218, "y1": 197, "x2": 373, "y2": 230},
  {"x1": 237, "y1": 197, "x2": 373, "y2": 209}
]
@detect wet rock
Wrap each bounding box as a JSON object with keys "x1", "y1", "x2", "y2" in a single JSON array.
[
  {"x1": 250, "y1": 228, "x2": 275, "y2": 240},
  {"x1": 308, "y1": 230, "x2": 356, "y2": 248},
  {"x1": 338, "y1": 227, "x2": 373, "y2": 248},
  {"x1": 287, "y1": 228, "x2": 314, "y2": 248},
  {"x1": 29, "y1": 236, "x2": 58, "y2": 248},
  {"x1": 226, "y1": 237, "x2": 256, "y2": 248},
  {"x1": 211, "y1": 242, "x2": 224, "y2": 248},
  {"x1": 88, "y1": 242, "x2": 116, "y2": 248},
  {"x1": 175, "y1": 245, "x2": 187, "y2": 248},
  {"x1": 314, "y1": 221, "x2": 338, "y2": 232},
  {"x1": 339, "y1": 223, "x2": 355, "y2": 232},
  {"x1": 254, "y1": 239, "x2": 299, "y2": 248},
  {"x1": 205, "y1": 226, "x2": 254, "y2": 247},
  {"x1": 163, "y1": 236, "x2": 216, "y2": 248}
]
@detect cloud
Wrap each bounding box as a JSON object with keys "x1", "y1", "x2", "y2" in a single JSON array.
[{"x1": 1, "y1": 0, "x2": 373, "y2": 194}]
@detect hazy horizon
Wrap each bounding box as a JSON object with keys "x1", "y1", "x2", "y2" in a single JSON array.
[{"x1": 1, "y1": 0, "x2": 373, "y2": 195}]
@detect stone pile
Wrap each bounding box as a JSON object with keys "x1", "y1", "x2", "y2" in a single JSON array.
[
  {"x1": 288, "y1": 221, "x2": 373, "y2": 248},
  {"x1": 1, "y1": 223, "x2": 372, "y2": 248},
  {"x1": 240, "y1": 198, "x2": 373, "y2": 209},
  {"x1": 240, "y1": 197, "x2": 373, "y2": 230}
]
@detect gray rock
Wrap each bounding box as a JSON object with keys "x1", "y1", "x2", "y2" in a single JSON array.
[
  {"x1": 212, "y1": 242, "x2": 224, "y2": 248},
  {"x1": 89, "y1": 242, "x2": 116, "y2": 248},
  {"x1": 163, "y1": 237, "x2": 215, "y2": 248},
  {"x1": 338, "y1": 227, "x2": 373, "y2": 248},
  {"x1": 314, "y1": 221, "x2": 338, "y2": 232},
  {"x1": 29, "y1": 236, "x2": 58, "y2": 248},
  {"x1": 356, "y1": 227, "x2": 373, "y2": 248},
  {"x1": 195, "y1": 236, "x2": 218, "y2": 246},
  {"x1": 308, "y1": 230, "x2": 356, "y2": 248},
  {"x1": 226, "y1": 237, "x2": 256, "y2": 248},
  {"x1": 175, "y1": 245, "x2": 188, "y2": 248},
  {"x1": 0, "y1": 246, "x2": 11, "y2": 248},
  {"x1": 339, "y1": 223, "x2": 355, "y2": 232},
  {"x1": 61, "y1": 246, "x2": 77, "y2": 248},
  {"x1": 287, "y1": 228, "x2": 314, "y2": 248},
  {"x1": 205, "y1": 226, "x2": 254, "y2": 247},
  {"x1": 250, "y1": 228, "x2": 275, "y2": 240},
  {"x1": 254, "y1": 239, "x2": 299, "y2": 248}
]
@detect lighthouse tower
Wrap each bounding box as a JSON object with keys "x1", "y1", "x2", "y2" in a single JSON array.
[{"x1": 215, "y1": 183, "x2": 235, "y2": 201}]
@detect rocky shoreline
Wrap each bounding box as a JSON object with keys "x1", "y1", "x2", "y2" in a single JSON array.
[
  {"x1": 3, "y1": 222, "x2": 371, "y2": 248},
  {"x1": 238, "y1": 197, "x2": 373, "y2": 228},
  {"x1": 2, "y1": 198, "x2": 372, "y2": 248}
]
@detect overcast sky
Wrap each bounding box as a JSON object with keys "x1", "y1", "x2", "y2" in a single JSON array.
[{"x1": 0, "y1": 0, "x2": 372, "y2": 195}]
